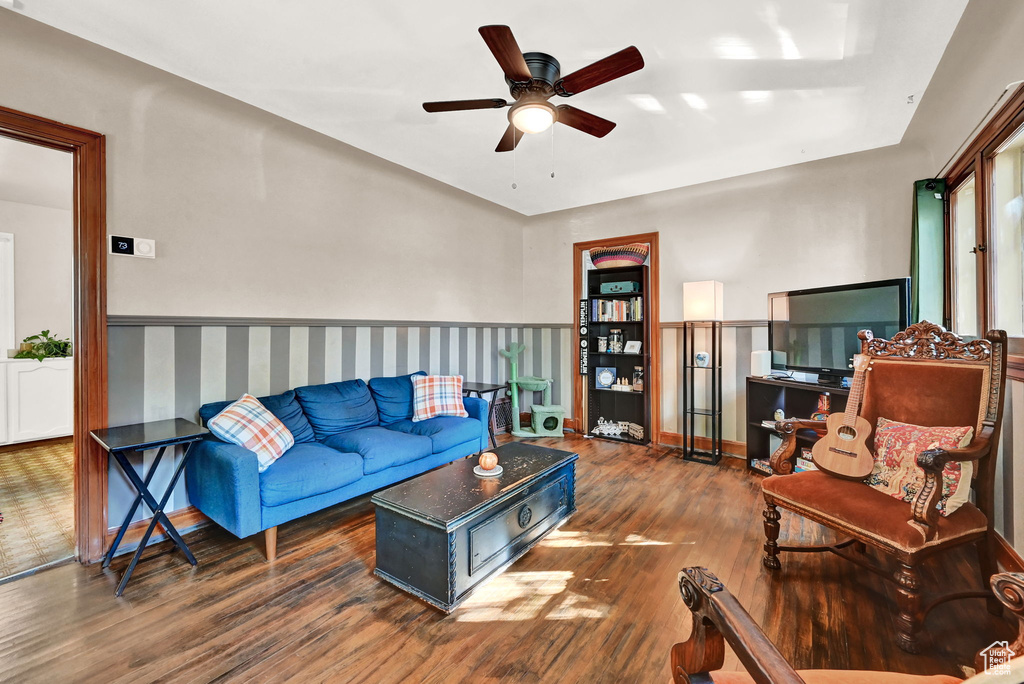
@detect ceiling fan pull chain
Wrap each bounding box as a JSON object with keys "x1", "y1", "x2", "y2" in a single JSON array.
[
  {"x1": 550, "y1": 124, "x2": 555, "y2": 179},
  {"x1": 512, "y1": 140, "x2": 517, "y2": 189}
]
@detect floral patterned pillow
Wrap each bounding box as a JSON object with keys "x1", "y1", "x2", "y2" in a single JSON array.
[{"x1": 864, "y1": 417, "x2": 974, "y2": 516}]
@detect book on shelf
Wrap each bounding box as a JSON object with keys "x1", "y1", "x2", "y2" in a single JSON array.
[
  {"x1": 750, "y1": 458, "x2": 772, "y2": 475},
  {"x1": 590, "y1": 296, "x2": 643, "y2": 323},
  {"x1": 795, "y1": 447, "x2": 818, "y2": 473}
]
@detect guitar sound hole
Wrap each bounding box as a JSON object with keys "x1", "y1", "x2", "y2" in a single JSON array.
[{"x1": 837, "y1": 425, "x2": 858, "y2": 441}]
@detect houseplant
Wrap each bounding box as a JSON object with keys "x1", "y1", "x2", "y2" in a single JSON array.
[{"x1": 14, "y1": 330, "x2": 72, "y2": 361}]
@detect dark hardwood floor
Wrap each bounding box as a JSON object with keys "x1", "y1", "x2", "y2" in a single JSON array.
[{"x1": 0, "y1": 434, "x2": 1010, "y2": 682}]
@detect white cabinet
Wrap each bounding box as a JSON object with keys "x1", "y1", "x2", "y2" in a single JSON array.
[{"x1": 3, "y1": 357, "x2": 73, "y2": 443}]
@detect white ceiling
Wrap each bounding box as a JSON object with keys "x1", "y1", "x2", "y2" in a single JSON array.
[
  {"x1": 0, "y1": 136, "x2": 73, "y2": 211},
  {"x1": 9, "y1": 1, "x2": 968, "y2": 216}
]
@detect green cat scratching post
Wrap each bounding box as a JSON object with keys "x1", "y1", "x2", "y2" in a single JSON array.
[{"x1": 499, "y1": 343, "x2": 565, "y2": 439}]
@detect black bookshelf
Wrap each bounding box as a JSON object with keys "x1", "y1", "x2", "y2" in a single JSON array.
[
  {"x1": 584, "y1": 265, "x2": 651, "y2": 445},
  {"x1": 745, "y1": 376, "x2": 850, "y2": 475}
]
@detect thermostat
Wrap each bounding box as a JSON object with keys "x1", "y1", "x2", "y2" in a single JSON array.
[{"x1": 109, "y1": 235, "x2": 156, "y2": 259}]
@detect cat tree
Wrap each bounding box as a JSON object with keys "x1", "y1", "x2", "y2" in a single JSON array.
[{"x1": 499, "y1": 343, "x2": 564, "y2": 438}]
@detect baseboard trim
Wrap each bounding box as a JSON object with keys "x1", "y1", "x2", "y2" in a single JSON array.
[
  {"x1": 105, "y1": 506, "x2": 209, "y2": 558},
  {"x1": 659, "y1": 431, "x2": 747, "y2": 458},
  {"x1": 996, "y1": 532, "x2": 1024, "y2": 572}
]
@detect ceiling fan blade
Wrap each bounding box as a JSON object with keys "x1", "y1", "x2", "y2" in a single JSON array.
[
  {"x1": 556, "y1": 46, "x2": 644, "y2": 96},
  {"x1": 556, "y1": 105, "x2": 616, "y2": 137},
  {"x1": 479, "y1": 25, "x2": 533, "y2": 82},
  {"x1": 422, "y1": 98, "x2": 508, "y2": 113},
  {"x1": 495, "y1": 124, "x2": 525, "y2": 152}
]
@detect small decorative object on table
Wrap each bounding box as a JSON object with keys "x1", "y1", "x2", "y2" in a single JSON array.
[
  {"x1": 632, "y1": 366, "x2": 644, "y2": 391},
  {"x1": 810, "y1": 392, "x2": 831, "y2": 421},
  {"x1": 588, "y1": 242, "x2": 650, "y2": 269},
  {"x1": 473, "y1": 451, "x2": 503, "y2": 478},
  {"x1": 624, "y1": 340, "x2": 642, "y2": 354},
  {"x1": 773, "y1": 408, "x2": 786, "y2": 422},
  {"x1": 597, "y1": 336, "x2": 608, "y2": 352},
  {"x1": 608, "y1": 329, "x2": 624, "y2": 354},
  {"x1": 694, "y1": 351, "x2": 710, "y2": 368}
]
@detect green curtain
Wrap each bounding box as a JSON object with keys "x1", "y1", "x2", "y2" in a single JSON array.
[{"x1": 911, "y1": 179, "x2": 946, "y2": 324}]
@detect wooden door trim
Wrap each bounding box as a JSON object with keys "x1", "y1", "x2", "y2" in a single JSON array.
[
  {"x1": 572, "y1": 232, "x2": 661, "y2": 443},
  {"x1": 0, "y1": 105, "x2": 108, "y2": 564}
]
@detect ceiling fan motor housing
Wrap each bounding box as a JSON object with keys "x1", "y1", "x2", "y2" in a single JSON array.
[{"x1": 507, "y1": 52, "x2": 561, "y2": 100}]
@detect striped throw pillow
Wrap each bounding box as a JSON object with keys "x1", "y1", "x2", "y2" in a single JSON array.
[
  {"x1": 411, "y1": 375, "x2": 468, "y2": 422},
  {"x1": 209, "y1": 393, "x2": 294, "y2": 472}
]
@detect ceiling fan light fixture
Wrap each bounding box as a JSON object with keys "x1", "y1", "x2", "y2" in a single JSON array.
[{"x1": 510, "y1": 102, "x2": 555, "y2": 134}]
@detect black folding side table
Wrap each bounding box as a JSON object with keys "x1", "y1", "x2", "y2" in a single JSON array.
[
  {"x1": 90, "y1": 418, "x2": 208, "y2": 596},
  {"x1": 462, "y1": 381, "x2": 508, "y2": 449}
]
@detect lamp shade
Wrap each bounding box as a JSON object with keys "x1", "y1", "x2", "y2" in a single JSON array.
[{"x1": 683, "y1": 281, "x2": 724, "y2": 321}]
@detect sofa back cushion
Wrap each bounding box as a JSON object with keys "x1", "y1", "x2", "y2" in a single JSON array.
[
  {"x1": 199, "y1": 390, "x2": 315, "y2": 443},
  {"x1": 368, "y1": 371, "x2": 426, "y2": 425},
  {"x1": 295, "y1": 380, "x2": 379, "y2": 439}
]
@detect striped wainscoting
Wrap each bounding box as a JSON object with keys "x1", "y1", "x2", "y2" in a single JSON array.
[
  {"x1": 660, "y1": 322, "x2": 768, "y2": 452},
  {"x1": 107, "y1": 318, "x2": 573, "y2": 525}
]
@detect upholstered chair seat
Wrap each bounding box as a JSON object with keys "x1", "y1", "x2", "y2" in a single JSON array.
[{"x1": 761, "y1": 472, "x2": 989, "y2": 559}]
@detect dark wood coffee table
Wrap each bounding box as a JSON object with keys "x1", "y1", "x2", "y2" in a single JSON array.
[{"x1": 371, "y1": 441, "x2": 578, "y2": 613}]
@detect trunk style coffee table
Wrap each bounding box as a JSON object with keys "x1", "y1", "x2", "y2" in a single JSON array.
[{"x1": 372, "y1": 441, "x2": 577, "y2": 613}]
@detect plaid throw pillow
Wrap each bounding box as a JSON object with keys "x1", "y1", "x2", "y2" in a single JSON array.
[
  {"x1": 411, "y1": 375, "x2": 468, "y2": 422},
  {"x1": 209, "y1": 393, "x2": 294, "y2": 473}
]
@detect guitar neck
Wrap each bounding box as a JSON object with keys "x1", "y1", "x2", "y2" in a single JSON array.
[{"x1": 842, "y1": 368, "x2": 867, "y2": 427}]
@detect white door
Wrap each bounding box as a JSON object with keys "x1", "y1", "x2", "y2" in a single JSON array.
[{"x1": 6, "y1": 357, "x2": 73, "y2": 442}]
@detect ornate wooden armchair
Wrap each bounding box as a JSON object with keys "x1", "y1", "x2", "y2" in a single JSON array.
[
  {"x1": 760, "y1": 322, "x2": 1007, "y2": 653},
  {"x1": 670, "y1": 566, "x2": 1024, "y2": 684}
]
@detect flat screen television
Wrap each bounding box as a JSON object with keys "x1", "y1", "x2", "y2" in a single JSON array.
[{"x1": 768, "y1": 277, "x2": 910, "y2": 385}]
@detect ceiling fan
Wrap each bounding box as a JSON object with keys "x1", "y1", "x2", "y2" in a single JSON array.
[{"x1": 422, "y1": 25, "x2": 644, "y2": 152}]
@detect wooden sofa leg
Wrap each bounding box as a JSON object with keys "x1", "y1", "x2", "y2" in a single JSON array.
[
  {"x1": 762, "y1": 503, "x2": 782, "y2": 570},
  {"x1": 895, "y1": 562, "x2": 923, "y2": 654},
  {"x1": 265, "y1": 526, "x2": 278, "y2": 562}
]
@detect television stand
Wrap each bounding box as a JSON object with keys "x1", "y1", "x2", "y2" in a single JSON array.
[{"x1": 745, "y1": 376, "x2": 850, "y2": 475}]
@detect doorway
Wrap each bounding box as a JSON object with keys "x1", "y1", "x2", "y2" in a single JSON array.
[
  {"x1": 572, "y1": 233, "x2": 661, "y2": 442},
  {"x1": 0, "y1": 137, "x2": 75, "y2": 579},
  {"x1": 0, "y1": 105, "x2": 108, "y2": 568}
]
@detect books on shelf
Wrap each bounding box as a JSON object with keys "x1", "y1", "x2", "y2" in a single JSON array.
[
  {"x1": 590, "y1": 296, "x2": 643, "y2": 322},
  {"x1": 796, "y1": 447, "x2": 818, "y2": 473},
  {"x1": 750, "y1": 458, "x2": 772, "y2": 475}
]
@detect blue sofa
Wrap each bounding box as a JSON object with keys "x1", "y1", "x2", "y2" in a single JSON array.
[{"x1": 185, "y1": 371, "x2": 487, "y2": 559}]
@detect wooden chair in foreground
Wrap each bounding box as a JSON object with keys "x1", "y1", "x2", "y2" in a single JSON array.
[
  {"x1": 669, "y1": 566, "x2": 1024, "y2": 684},
  {"x1": 760, "y1": 322, "x2": 1007, "y2": 653}
]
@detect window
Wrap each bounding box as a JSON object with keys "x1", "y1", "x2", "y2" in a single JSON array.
[
  {"x1": 991, "y1": 125, "x2": 1024, "y2": 336},
  {"x1": 945, "y1": 85, "x2": 1024, "y2": 351},
  {"x1": 950, "y1": 175, "x2": 978, "y2": 337}
]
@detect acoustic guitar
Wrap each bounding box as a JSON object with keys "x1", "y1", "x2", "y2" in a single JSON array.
[{"x1": 811, "y1": 354, "x2": 874, "y2": 479}]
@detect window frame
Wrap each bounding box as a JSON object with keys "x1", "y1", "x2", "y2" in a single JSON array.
[{"x1": 944, "y1": 84, "x2": 1024, "y2": 357}]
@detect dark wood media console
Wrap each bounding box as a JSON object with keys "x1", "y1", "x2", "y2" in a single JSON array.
[{"x1": 745, "y1": 376, "x2": 850, "y2": 474}]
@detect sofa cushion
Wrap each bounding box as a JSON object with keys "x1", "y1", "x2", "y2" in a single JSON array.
[
  {"x1": 294, "y1": 380, "x2": 379, "y2": 439},
  {"x1": 200, "y1": 390, "x2": 315, "y2": 444},
  {"x1": 208, "y1": 394, "x2": 294, "y2": 473},
  {"x1": 368, "y1": 371, "x2": 426, "y2": 425},
  {"x1": 259, "y1": 442, "x2": 363, "y2": 507},
  {"x1": 322, "y1": 426, "x2": 432, "y2": 475},
  {"x1": 388, "y1": 416, "x2": 482, "y2": 454}
]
